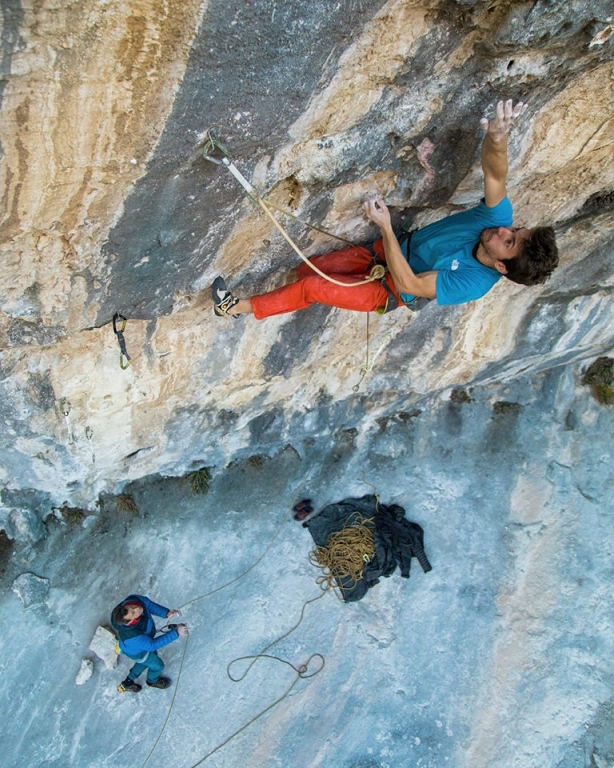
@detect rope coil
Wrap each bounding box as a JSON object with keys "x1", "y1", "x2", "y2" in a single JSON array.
[{"x1": 309, "y1": 513, "x2": 375, "y2": 599}]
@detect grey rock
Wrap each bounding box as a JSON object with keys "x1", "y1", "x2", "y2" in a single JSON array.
[
  {"x1": 7, "y1": 318, "x2": 66, "y2": 347},
  {"x1": 12, "y1": 572, "x2": 49, "y2": 607},
  {"x1": 8, "y1": 508, "x2": 45, "y2": 546},
  {"x1": 88, "y1": 626, "x2": 118, "y2": 670},
  {"x1": 75, "y1": 658, "x2": 94, "y2": 686}
]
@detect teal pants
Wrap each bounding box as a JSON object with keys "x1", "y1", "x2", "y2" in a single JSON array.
[{"x1": 127, "y1": 651, "x2": 164, "y2": 683}]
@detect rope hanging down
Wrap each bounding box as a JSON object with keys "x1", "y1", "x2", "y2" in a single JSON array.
[
  {"x1": 139, "y1": 509, "x2": 328, "y2": 768},
  {"x1": 141, "y1": 636, "x2": 189, "y2": 768},
  {"x1": 352, "y1": 313, "x2": 393, "y2": 393},
  {"x1": 203, "y1": 130, "x2": 386, "y2": 287}
]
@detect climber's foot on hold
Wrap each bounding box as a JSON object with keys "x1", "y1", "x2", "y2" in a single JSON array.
[{"x1": 212, "y1": 276, "x2": 240, "y2": 319}]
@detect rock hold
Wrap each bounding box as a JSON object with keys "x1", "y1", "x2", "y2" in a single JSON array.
[
  {"x1": 12, "y1": 572, "x2": 49, "y2": 608},
  {"x1": 88, "y1": 626, "x2": 118, "y2": 670},
  {"x1": 75, "y1": 658, "x2": 94, "y2": 686},
  {"x1": 8, "y1": 509, "x2": 45, "y2": 547}
]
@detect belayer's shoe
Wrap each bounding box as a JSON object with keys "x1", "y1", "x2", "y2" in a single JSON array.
[
  {"x1": 212, "y1": 276, "x2": 240, "y2": 318},
  {"x1": 117, "y1": 678, "x2": 142, "y2": 693},
  {"x1": 293, "y1": 499, "x2": 313, "y2": 521},
  {"x1": 147, "y1": 676, "x2": 172, "y2": 690}
]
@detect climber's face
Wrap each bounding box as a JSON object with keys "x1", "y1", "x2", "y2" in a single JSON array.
[
  {"x1": 478, "y1": 226, "x2": 531, "y2": 271},
  {"x1": 123, "y1": 604, "x2": 144, "y2": 621}
]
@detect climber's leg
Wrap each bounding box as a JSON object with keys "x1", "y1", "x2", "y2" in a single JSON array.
[
  {"x1": 212, "y1": 243, "x2": 398, "y2": 320},
  {"x1": 295, "y1": 245, "x2": 374, "y2": 280},
  {"x1": 249, "y1": 272, "x2": 389, "y2": 319}
]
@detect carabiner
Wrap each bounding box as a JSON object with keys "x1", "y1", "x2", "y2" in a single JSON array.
[
  {"x1": 202, "y1": 129, "x2": 232, "y2": 165},
  {"x1": 113, "y1": 313, "x2": 127, "y2": 334},
  {"x1": 113, "y1": 313, "x2": 132, "y2": 369}
]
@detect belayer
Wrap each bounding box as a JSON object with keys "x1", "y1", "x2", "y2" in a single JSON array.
[
  {"x1": 111, "y1": 594, "x2": 188, "y2": 694},
  {"x1": 212, "y1": 100, "x2": 558, "y2": 319}
]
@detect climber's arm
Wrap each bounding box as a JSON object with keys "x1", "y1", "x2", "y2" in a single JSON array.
[
  {"x1": 480, "y1": 99, "x2": 527, "y2": 208},
  {"x1": 363, "y1": 198, "x2": 437, "y2": 299}
]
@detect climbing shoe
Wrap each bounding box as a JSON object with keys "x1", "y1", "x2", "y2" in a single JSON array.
[
  {"x1": 146, "y1": 676, "x2": 171, "y2": 689},
  {"x1": 117, "y1": 678, "x2": 142, "y2": 693},
  {"x1": 293, "y1": 499, "x2": 314, "y2": 521},
  {"x1": 212, "y1": 276, "x2": 240, "y2": 318}
]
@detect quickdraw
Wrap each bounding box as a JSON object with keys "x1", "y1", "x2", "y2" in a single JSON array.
[
  {"x1": 112, "y1": 313, "x2": 131, "y2": 370},
  {"x1": 203, "y1": 130, "x2": 394, "y2": 390},
  {"x1": 60, "y1": 398, "x2": 75, "y2": 445},
  {"x1": 203, "y1": 130, "x2": 260, "y2": 206},
  {"x1": 85, "y1": 426, "x2": 95, "y2": 464},
  {"x1": 202, "y1": 130, "x2": 385, "y2": 289}
]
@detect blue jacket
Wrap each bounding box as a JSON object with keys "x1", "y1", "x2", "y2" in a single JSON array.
[{"x1": 111, "y1": 594, "x2": 179, "y2": 659}]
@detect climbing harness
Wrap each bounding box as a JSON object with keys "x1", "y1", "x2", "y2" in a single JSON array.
[
  {"x1": 352, "y1": 313, "x2": 393, "y2": 392},
  {"x1": 112, "y1": 313, "x2": 131, "y2": 370},
  {"x1": 202, "y1": 130, "x2": 386, "y2": 289}
]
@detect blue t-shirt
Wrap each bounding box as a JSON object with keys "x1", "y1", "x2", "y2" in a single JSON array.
[{"x1": 400, "y1": 197, "x2": 513, "y2": 305}]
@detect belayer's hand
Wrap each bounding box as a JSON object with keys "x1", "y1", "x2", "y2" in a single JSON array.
[
  {"x1": 166, "y1": 608, "x2": 182, "y2": 618},
  {"x1": 177, "y1": 624, "x2": 189, "y2": 637},
  {"x1": 480, "y1": 99, "x2": 528, "y2": 142}
]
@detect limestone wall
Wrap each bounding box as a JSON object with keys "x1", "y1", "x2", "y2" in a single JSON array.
[{"x1": 1, "y1": 0, "x2": 613, "y2": 512}]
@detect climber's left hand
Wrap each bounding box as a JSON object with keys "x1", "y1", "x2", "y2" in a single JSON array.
[{"x1": 480, "y1": 99, "x2": 528, "y2": 142}]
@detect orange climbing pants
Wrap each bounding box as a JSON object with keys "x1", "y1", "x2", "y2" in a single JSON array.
[{"x1": 250, "y1": 240, "x2": 402, "y2": 320}]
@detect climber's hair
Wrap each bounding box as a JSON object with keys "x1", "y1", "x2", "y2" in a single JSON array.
[
  {"x1": 112, "y1": 605, "x2": 131, "y2": 625},
  {"x1": 504, "y1": 226, "x2": 559, "y2": 286}
]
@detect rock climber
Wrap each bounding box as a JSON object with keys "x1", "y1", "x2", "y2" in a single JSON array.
[
  {"x1": 111, "y1": 593, "x2": 188, "y2": 694},
  {"x1": 212, "y1": 100, "x2": 558, "y2": 320}
]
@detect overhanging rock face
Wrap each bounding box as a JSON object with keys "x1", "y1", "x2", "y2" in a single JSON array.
[
  {"x1": 1, "y1": 4, "x2": 614, "y2": 768},
  {"x1": 0, "y1": 0, "x2": 613, "y2": 509}
]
